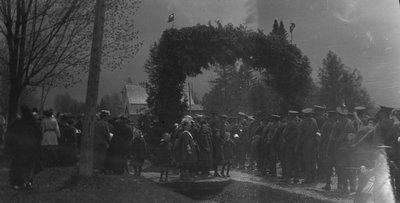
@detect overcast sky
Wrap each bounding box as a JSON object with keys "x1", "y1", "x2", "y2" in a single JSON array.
[{"x1": 46, "y1": 0, "x2": 400, "y2": 108}]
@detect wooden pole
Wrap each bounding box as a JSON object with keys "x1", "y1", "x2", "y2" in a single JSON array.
[
  {"x1": 188, "y1": 82, "x2": 192, "y2": 115},
  {"x1": 79, "y1": 0, "x2": 106, "y2": 177}
]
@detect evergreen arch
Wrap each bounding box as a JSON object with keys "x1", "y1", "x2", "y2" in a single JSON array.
[{"x1": 144, "y1": 22, "x2": 312, "y2": 142}]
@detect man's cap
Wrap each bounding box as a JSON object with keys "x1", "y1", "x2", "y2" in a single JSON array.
[
  {"x1": 238, "y1": 112, "x2": 247, "y2": 117},
  {"x1": 219, "y1": 114, "x2": 228, "y2": 119},
  {"x1": 271, "y1": 114, "x2": 281, "y2": 119},
  {"x1": 336, "y1": 107, "x2": 348, "y2": 115},
  {"x1": 354, "y1": 106, "x2": 366, "y2": 111},
  {"x1": 288, "y1": 110, "x2": 299, "y2": 114},
  {"x1": 301, "y1": 108, "x2": 313, "y2": 114},
  {"x1": 313, "y1": 105, "x2": 326, "y2": 110}
]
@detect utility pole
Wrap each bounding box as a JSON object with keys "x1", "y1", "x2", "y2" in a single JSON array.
[
  {"x1": 79, "y1": 0, "x2": 106, "y2": 177},
  {"x1": 188, "y1": 82, "x2": 192, "y2": 115}
]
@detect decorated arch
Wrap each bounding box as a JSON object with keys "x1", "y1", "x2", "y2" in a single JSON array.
[{"x1": 144, "y1": 22, "x2": 312, "y2": 142}]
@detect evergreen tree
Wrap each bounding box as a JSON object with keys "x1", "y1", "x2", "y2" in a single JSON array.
[{"x1": 317, "y1": 51, "x2": 371, "y2": 109}]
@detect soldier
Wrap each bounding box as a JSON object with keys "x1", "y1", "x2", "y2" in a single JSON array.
[
  {"x1": 313, "y1": 105, "x2": 326, "y2": 130},
  {"x1": 354, "y1": 106, "x2": 367, "y2": 129},
  {"x1": 329, "y1": 106, "x2": 357, "y2": 193},
  {"x1": 265, "y1": 114, "x2": 281, "y2": 177},
  {"x1": 257, "y1": 116, "x2": 270, "y2": 174},
  {"x1": 281, "y1": 110, "x2": 300, "y2": 182},
  {"x1": 274, "y1": 115, "x2": 288, "y2": 179},
  {"x1": 297, "y1": 108, "x2": 320, "y2": 183},
  {"x1": 320, "y1": 110, "x2": 338, "y2": 190},
  {"x1": 246, "y1": 112, "x2": 263, "y2": 170}
]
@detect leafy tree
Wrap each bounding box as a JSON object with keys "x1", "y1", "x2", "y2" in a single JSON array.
[
  {"x1": 54, "y1": 93, "x2": 84, "y2": 115},
  {"x1": 0, "y1": 0, "x2": 141, "y2": 122},
  {"x1": 317, "y1": 51, "x2": 371, "y2": 109}
]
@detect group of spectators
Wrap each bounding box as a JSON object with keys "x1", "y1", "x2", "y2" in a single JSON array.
[{"x1": 3, "y1": 106, "x2": 147, "y2": 191}]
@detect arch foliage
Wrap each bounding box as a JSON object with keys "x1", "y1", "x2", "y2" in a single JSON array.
[{"x1": 144, "y1": 22, "x2": 312, "y2": 141}]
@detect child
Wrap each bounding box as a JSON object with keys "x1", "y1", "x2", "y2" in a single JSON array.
[
  {"x1": 221, "y1": 132, "x2": 235, "y2": 177},
  {"x1": 157, "y1": 133, "x2": 172, "y2": 182},
  {"x1": 131, "y1": 130, "x2": 146, "y2": 176}
]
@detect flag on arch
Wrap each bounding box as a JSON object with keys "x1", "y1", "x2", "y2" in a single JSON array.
[{"x1": 168, "y1": 13, "x2": 175, "y2": 23}]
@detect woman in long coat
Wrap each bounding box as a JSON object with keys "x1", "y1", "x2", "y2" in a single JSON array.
[
  {"x1": 5, "y1": 106, "x2": 42, "y2": 190},
  {"x1": 179, "y1": 119, "x2": 198, "y2": 180}
]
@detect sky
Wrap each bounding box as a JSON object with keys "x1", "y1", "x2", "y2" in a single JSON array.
[{"x1": 45, "y1": 0, "x2": 400, "y2": 108}]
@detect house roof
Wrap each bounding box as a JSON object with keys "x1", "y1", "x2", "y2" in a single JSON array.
[
  {"x1": 125, "y1": 84, "x2": 147, "y2": 104},
  {"x1": 124, "y1": 84, "x2": 203, "y2": 111}
]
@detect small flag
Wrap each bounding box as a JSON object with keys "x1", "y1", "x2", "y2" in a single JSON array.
[
  {"x1": 168, "y1": 13, "x2": 175, "y2": 23},
  {"x1": 290, "y1": 23, "x2": 296, "y2": 33}
]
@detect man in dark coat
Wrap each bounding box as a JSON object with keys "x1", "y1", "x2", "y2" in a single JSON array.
[
  {"x1": 94, "y1": 111, "x2": 111, "y2": 172},
  {"x1": 105, "y1": 116, "x2": 133, "y2": 174},
  {"x1": 328, "y1": 106, "x2": 356, "y2": 193},
  {"x1": 58, "y1": 117, "x2": 77, "y2": 166},
  {"x1": 5, "y1": 105, "x2": 42, "y2": 190},
  {"x1": 281, "y1": 110, "x2": 299, "y2": 182},
  {"x1": 265, "y1": 114, "x2": 281, "y2": 177},
  {"x1": 320, "y1": 110, "x2": 337, "y2": 190},
  {"x1": 297, "y1": 108, "x2": 320, "y2": 183}
]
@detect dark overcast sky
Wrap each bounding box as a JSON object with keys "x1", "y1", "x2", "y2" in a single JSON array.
[{"x1": 45, "y1": 0, "x2": 400, "y2": 108}]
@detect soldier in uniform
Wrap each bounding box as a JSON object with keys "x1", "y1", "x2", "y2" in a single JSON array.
[
  {"x1": 320, "y1": 110, "x2": 337, "y2": 190},
  {"x1": 314, "y1": 105, "x2": 326, "y2": 178},
  {"x1": 329, "y1": 106, "x2": 357, "y2": 193},
  {"x1": 247, "y1": 112, "x2": 263, "y2": 170},
  {"x1": 297, "y1": 108, "x2": 320, "y2": 183},
  {"x1": 265, "y1": 114, "x2": 281, "y2": 177},
  {"x1": 281, "y1": 110, "x2": 300, "y2": 182}
]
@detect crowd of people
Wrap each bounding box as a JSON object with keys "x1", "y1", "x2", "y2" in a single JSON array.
[
  {"x1": 3, "y1": 103, "x2": 400, "y2": 202},
  {"x1": 2, "y1": 107, "x2": 147, "y2": 191},
  {"x1": 165, "y1": 104, "x2": 400, "y2": 202}
]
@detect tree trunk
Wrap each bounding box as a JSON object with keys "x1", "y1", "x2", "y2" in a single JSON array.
[
  {"x1": 7, "y1": 84, "x2": 21, "y2": 125},
  {"x1": 79, "y1": 0, "x2": 106, "y2": 177}
]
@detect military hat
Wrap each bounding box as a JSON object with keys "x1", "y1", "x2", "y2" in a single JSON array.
[
  {"x1": 219, "y1": 114, "x2": 228, "y2": 119},
  {"x1": 313, "y1": 105, "x2": 326, "y2": 110},
  {"x1": 301, "y1": 108, "x2": 313, "y2": 114},
  {"x1": 379, "y1": 105, "x2": 394, "y2": 113},
  {"x1": 238, "y1": 112, "x2": 247, "y2": 117},
  {"x1": 271, "y1": 114, "x2": 281, "y2": 119},
  {"x1": 247, "y1": 116, "x2": 255, "y2": 120},
  {"x1": 288, "y1": 110, "x2": 299, "y2": 114},
  {"x1": 354, "y1": 106, "x2": 366, "y2": 111},
  {"x1": 336, "y1": 106, "x2": 348, "y2": 115}
]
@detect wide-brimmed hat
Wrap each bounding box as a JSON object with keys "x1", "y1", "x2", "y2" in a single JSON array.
[
  {"x1": 288, "y1": 110, "x2": 299, "y2": 115},
  {"x1": 313, "y1": 105, "x2": 326, "y2": 110}
]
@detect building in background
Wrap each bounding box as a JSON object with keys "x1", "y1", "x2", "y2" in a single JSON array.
[{"x1": 121, "y1": 82, "x2": 203, "y2": 124}]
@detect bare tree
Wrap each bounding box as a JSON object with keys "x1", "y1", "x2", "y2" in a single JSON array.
[{"x1": 0, "y1": 0, "x2": 141, "y2": 122}]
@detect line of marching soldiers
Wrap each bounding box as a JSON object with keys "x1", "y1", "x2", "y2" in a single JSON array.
[{"x1": 171, "y1": 105, "x2": 400, "y2": 201}]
